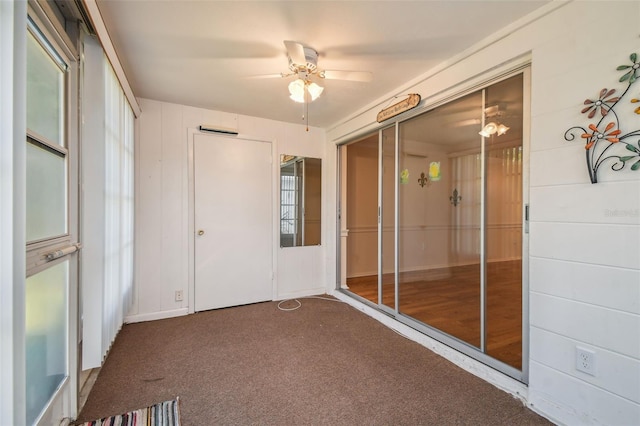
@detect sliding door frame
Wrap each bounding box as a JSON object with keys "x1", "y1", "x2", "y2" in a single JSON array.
[
  {"x1": 377, "y1": 124, "x2": 398, "y2": 315},
  {"x1": 337, "y1": 64, "x2": 531, "y2": 383}
]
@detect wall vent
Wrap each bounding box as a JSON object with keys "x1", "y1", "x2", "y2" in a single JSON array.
[{"x1": 199, "y1": 125, "x2": 239, "y2": 136}]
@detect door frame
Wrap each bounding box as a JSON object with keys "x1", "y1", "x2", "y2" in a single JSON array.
[{"x1": 186, "y1": 128, "x2": 277, "y2": 314}]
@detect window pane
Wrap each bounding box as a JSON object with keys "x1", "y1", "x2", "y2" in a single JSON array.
[
  {"x1": 27, "y1": 31, "x2": 64, "y2": 145},
  {"x1": 26, "y1": 141, "x2": 67, "y2": 241},
  {"x1": 26, "y1": 260, "x2": 68, "y2": 425}
]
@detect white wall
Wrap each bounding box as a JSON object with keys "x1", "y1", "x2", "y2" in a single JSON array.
[
  {"x1": 325, "y1": 1, "x2": 640, "y2": 425},
  {"x1": 130, "y1": 98, "x2": 327, "y2": 323}
]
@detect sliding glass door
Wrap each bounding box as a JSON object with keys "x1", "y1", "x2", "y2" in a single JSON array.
[
  {"x1": 398, "y1": 89, "x2": 484, "y2": 348},
  {"x1": 340, "y1": 71, "x2": 527, "y2": 379}
]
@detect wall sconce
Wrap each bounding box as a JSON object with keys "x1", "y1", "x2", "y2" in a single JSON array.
[{"x1": 479, "y1": 122, "x2": 509, "y2": 137}]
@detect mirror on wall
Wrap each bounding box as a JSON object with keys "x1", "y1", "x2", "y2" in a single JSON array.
[{"x1": 280, "y1": 155, "x2": 321, "y2": 247}]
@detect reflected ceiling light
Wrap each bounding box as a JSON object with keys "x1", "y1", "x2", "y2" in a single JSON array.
[
  {"x1": 479, "y1": 122, "x2": 509, "y2": 137},
  {"x1": 288, "y1": 78, "x2": 323, "y2": 103},
  {"x1": 496, "y1": 123, "x2": 510, "y2": 135},
  {"x1": 479, "y1": 122, "x2": 498, "y2": 137}
]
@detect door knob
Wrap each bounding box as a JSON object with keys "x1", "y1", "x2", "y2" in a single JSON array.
[{"x1": 198, "y1": 230, "x2": 205, "y2": 236}]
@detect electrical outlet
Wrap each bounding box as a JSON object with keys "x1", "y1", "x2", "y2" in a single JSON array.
[
  {"x1": 576, "y1": 346, "x2": 596, "y2": 376},
  {"x1": 175, "y1": 290, "x2": 184, "y2": 302}
]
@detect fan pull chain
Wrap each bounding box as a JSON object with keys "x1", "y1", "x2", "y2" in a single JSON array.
[{"x1": 301, "y1": 85, "x2": 309, "y2": 132}]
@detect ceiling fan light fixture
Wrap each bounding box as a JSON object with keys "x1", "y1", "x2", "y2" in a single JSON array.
[
  {"x1": 288, "y1": 79, "x2": 306, "y2": 103},
  {"x1": 307, "y1": 81, "x2": 324, "y2": 101},
  {"x1": 288, "y1": 78, "x2": 323, "y2": 103}
]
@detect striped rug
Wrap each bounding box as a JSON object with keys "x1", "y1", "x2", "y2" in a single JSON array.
[{"x1": 79, "y1": 398, "x2": 180, "y2": 426}]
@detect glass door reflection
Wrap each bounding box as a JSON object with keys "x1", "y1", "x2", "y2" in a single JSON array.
[
  {"x1": 339, "y1": 72, "x2": 525, "y2": 375},
  {"x1": 398, "y1": 91, "x2": 483, "y2": 348},
  {"x1": 343, "y1": 135, "x2": 379, "y2": 304},
  {"x1": 484, "y1": 75, "x2": 524, "y2": 369}
]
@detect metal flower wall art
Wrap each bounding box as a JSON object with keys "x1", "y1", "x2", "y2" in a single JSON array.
[{"x1": 565, "y1": 52, "x2": 640, "y2": 183}]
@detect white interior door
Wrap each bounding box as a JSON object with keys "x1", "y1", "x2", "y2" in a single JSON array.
[{"x1": 194, "y1": 133, "x2": 273, "y2": 312}]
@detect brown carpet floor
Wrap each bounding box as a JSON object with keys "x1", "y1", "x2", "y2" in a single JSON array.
[{"x1": 76, "y1": 297, "x2": 553, "y2": 425}]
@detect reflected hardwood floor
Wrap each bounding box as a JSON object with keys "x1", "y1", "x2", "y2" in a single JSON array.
[{"x1": 346, "y1": 260, "x2": 522, "y2": 370}]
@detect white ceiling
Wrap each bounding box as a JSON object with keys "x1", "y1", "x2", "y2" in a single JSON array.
[{"x1": 95, "y1": 0, "x2": 549, "y2": 129}]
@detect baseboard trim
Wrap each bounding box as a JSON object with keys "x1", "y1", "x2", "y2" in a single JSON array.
[{"x1": 125, "y1": 308, "x2": 189, "y2": 324}]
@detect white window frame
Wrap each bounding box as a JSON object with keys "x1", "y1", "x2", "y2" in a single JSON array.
[{"x1": 24, "y1": 4, "x2": 80, "y2": 424}]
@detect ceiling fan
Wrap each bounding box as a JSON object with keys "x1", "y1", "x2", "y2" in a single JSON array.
[
  {"x1": 282, "y1": 40, "x2": 373, "y2": 84},
  {"x1": 256, "y1": 41, "x2": 373, "y2": 103},
  {"x1": 254, "y1": 41, "x2": 373, "y2": 130}
]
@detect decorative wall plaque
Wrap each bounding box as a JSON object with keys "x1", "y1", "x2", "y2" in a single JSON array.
[{"x1": 377, "y1": 94, "x2": 421, "y2": 123}]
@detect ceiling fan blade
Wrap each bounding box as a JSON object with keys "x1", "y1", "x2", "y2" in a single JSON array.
[
  {"x1": 321, "y1": 70, "x2": 373, "y2": 82},
  {"x1": 246, "y1": 73, "x2": 290, "y2": 79},
  {"x1": 284, "y1": 40, "x2": 306, "y2": 65}
]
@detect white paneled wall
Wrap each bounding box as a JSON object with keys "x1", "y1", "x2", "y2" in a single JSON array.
[
  {"x1": 527, "y1": 2, "x2": 640, "y2": 424},
  {"x1": 326, "y1": 1, "x2": 640, "y2": 425},
  {"x1": 134, "y1": 99, "x2": 164, "y2": 317},
  {"x1": 131, "y1": 99, "x2": 326, "y2": 323}
]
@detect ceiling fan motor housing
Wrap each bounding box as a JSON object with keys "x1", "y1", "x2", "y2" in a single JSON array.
[{"x1": 288, "y1": 46, "x2": 318, "y2": 73}]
